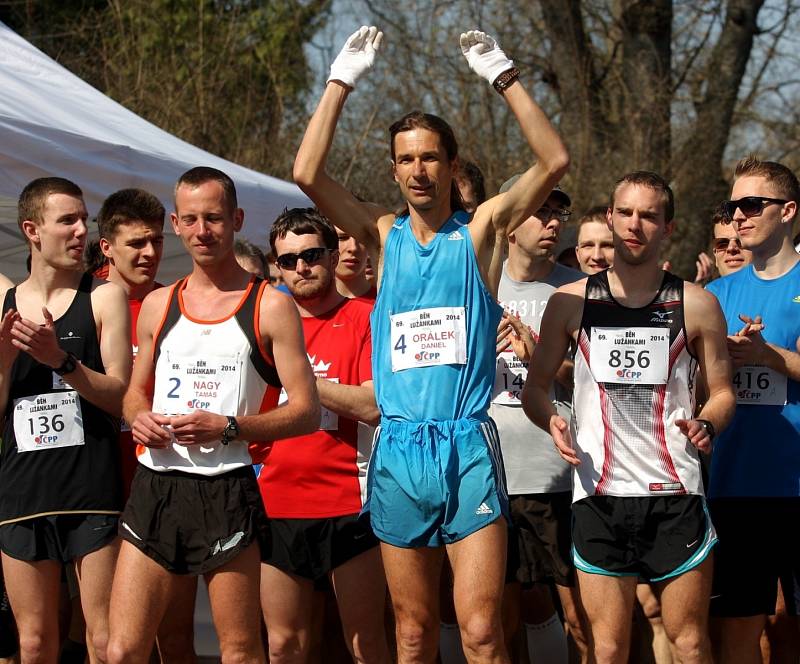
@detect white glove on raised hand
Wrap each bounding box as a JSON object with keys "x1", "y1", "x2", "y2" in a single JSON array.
[
  {"x1": 459, "y1": 30, "x2": 513, "y2": 85},
  {"x1": 327, "y1": 25, "x2": 383, "y2": 90}
]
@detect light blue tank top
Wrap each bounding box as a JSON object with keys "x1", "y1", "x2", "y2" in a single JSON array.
[
  {"x1": 706, "y1": 261, "x2": 800, "y2": 497},
  {"x1": 371, "y1": 211, "x2": 503, "y2": 423}
]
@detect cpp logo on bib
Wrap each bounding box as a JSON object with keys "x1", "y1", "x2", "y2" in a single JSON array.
[
  {"x1": 616, "y1": 368, "x2": 642, "y2": 380},
  {"x1": 187, "y1": 399, "x2": 211, "y2": 409},
  {"x1": 35, "y1": 434, "x2": 60, "y2": 445},
  {"x1": 415, "y1": 350, "x2": 440, "y2": 363}
]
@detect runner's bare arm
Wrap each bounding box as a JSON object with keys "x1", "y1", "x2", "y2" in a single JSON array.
[
  {"x1": 463, "y1": 31, "x2": 569, "y2": 268},
  {"x1": 727, "y1": 313, "x2": 800, "y2": 381},
  {"x1": 316, "y1": 378, "x2": 379, "y2": 426},
  {"x1": 8, "y1": 280, "x2": 131, "y2": 417},
  {"x1": 123, "y1": 287, "x2": 173, "y2": 448},
  {"x1": 680, "y1": 284, "x2": 735, "y2": 452},
  {"x1": 522, "y1": 282, "x2": 584, "y2": 465},
  {"x1": 0, "y1": 294, "x2": 21, "y2": 420},
  {"x1": 236, "y1": 288, "x2": 320, "y2": 440},
  {"x1": 293, "y1": 27, "x2": 394, "y2": 254}
]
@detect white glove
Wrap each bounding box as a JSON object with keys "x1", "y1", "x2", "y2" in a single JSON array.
[
  {"x1": 459, "y1": 30, "x2": 513, "y2": 85},
  {"x1": 327, "y1": 25, "x2": 383, "y2": 90}
]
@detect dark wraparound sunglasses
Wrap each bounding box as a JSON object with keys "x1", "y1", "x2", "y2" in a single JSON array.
[
  {"x1": 721, "y1": 196, "x2": 787, "y2": 221},
  {"x1": 712, "y1": 237, "x2": 743, "y2": 253},
  {"x1": 275, "y1": 247, "x2": 329, "y2": 270}
]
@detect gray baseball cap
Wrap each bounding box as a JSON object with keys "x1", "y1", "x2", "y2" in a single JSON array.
[{"x1": 499, "y1": 173, "x2": 571, "y2": 208}]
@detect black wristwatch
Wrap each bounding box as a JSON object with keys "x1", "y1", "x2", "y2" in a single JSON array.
[
  {"x1": 221, "y1": 416, "x2": 240, "y2": 445},
  {"x1": 54, "y1": 351, "x2": 78, "y2": 377},
  {"x1": 696, "y1": 419, "x2": 716, "y2": 441}
]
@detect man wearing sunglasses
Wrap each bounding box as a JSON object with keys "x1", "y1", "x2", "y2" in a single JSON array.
[
  {"x1": 523, "y1": 171, "x2": 735, "y2": 663},
  {"x1": 490, "y1": 176, "x2": 587, "y2": 662},
  {"x1": 294, "y1": 24, "x2": 569, "y2": 661},
  {"x1": 257, "y1": 207, "x2": 389, "y2": 663},
  {"x1": 710, "y1": 208, "x2": 751, "y2": 278},
  {"x1": 705, "y1": 156, "x2": 800, "y2": 664},
  {"x1": 107, "y1": 167, "x2": 319, "y2": 663}
]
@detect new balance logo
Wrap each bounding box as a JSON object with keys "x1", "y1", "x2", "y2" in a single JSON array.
[
  {"x1": 476, "y1": 502, "x2": 493, "y2": 515},
  {"x1": 447, "y1": 230, "x2": 464, "y2": 241}
]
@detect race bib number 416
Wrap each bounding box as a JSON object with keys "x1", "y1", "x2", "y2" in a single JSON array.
[
  {"x1": 591, "y1": 327, "x2": 669, "y2": 385},
  {"x1": 734, "y1": 366, "x2": 787, "y2": 406},
  {"x1": 390, "y1": 307, "x2": 467, "y2": 372}
]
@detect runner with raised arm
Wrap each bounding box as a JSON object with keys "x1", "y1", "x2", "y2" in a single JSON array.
[{"x1": 294, "y1": 25, "x2": 569, "y2": 664}]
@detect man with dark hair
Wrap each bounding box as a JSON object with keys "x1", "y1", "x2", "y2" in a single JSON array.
[
  {"x1": 0, "y1": 176, "x2": 131, "y2": 663},
  {"x1": 575, "y1": 206, "x2": 614, "y2": 275},
  {"x1": 174, "y1": 165, "x2": 238, "y2": 211},
  {"x1": 259, "y1": 207, "x2": 389, "y2": 663},
  {"x1": 706, "y1": 156, "x2": 800, "y2": 663},
  {"x1": 106, "y1": 169, "x2": 319, "y2": 664},
  {"x1": 456, "y1": 161, "x2": 486, "y2": 214},
  {"x1": 710, "y1": 208, "x2": 751, "y2": 278},
  {"x1": 523, "y1": 170, "x2": 735, "y2": 664},
  {"x1": 234, "y1": 238, "x2": 267, "y2": 279},
  {"x1": 295, "y1": 25, "x2": 569, "y2": 662}
]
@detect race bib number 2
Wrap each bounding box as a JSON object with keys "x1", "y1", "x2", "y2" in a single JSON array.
[
  {"x1": 13, "y1": 391, "x2": 84, "y2": 452},
  {"x1": 591, "y1": 327, "x2": 669, "y2": 385},
  {"x1": 390, "y1": 307, "x2": 467, "y2": 372},
  {"x1": 154, "y1": 353, "x2": 242, "y2": 416}
]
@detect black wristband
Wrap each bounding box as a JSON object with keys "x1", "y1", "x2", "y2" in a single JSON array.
[
  {"x1": 493, "y1": 67, "x2": 520, "y2": 93},
  {"x1": 696, "y1": 419, "x2": 716, "y2": 440}
]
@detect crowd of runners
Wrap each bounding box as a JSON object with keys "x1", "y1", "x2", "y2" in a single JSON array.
[{"x1": 0, "y1": 25, "x2": 798, "y2": 664}]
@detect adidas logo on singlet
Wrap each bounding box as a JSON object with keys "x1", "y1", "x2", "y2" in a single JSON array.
[
  {"x1": 447, "y1": 230, "x2": 464, "y2": 241},
  {"x1": 793, "y1": 295, "x2": 800, "y2": 303},
  {"x1": 475, "y1": 502, "x2": 493, "y2": 515}
]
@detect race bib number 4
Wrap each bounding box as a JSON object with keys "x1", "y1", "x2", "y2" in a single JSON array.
[
  {"x1": 734, "y1": 366, "x2": 787, "y2": 406},
  {"x1": 390, "y1": 307, "x2": 467, "y2": 372},
  {"x1": 591, "y1": 327, "x2": 669, "y2": 385},
  {"x1": 154, "y1": 353, "x2": 242, "y2": 416},
  {"x1": 493, "y1": 351, "x2": 527, "y2": 405},
  {"x1": 13, "y1": 391, "x2": 84, "y2": 452}
]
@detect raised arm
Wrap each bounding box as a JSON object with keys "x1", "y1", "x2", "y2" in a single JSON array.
[
  {"x1": 461, "y1": 31, "x2": 570, "y2": 260},
  {"x1": 293, "y1": 26, "x2": 392, "y2": 252}
]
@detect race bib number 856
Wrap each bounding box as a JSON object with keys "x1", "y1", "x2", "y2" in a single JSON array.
[{"x1": 591, "y1": 327, "x2": 669, "y2": 385}]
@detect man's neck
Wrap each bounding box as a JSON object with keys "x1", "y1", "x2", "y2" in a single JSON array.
[
  {"x1": 336, "y1": 275, "x2": 372, "y2": 298},
  {"x1": 187, "y1": 255, "x2": 251, "y2": 292},
  {"x1": 106, "y1": 266, "x2": 156, "y2": 301},
  {"x1": 751, "y1": 236, "x2": 800, "y2": 279},
  {"x1": 606, "y1": 259, "x2": 664, "y2": 308},
  {"x1": 407, "y1": 201, "x2": 455, "y2": 244},
  {"x1": 26, "y1": 256, "x2": 82, "y2": 296},
  {"x1": 293, "y1": 284, "x2": 346, "y2": 318},
  {"x1": 506, "y1": 248, "x2": 555, "y2": 283}
]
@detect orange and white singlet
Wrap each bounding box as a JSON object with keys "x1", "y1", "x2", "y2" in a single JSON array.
[{"x1": 138, "y1": 277, "x2": 281, "y2": 476}]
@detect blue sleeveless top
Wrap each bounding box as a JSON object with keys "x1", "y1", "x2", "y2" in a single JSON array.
[{"x1": 371, "y1": 211, "x2": 503, "y2": 422}]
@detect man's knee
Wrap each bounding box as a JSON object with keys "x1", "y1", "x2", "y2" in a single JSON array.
[
  {"x1": 459, "y1": 612, "x2": 504, "y2": 657},
  {"x1": 395, "y1": 615, "x2": 438, "y2": 659},
  {"x1": 671, "y1": 627, "x2": 709, "y2": 661},
  {"x1": 591, "y1": 634, "x2": 628, "y2": 664},
  {"x1": 105, "y1": 636, "x2": 142, "y2": 664},
  {"x1": 18, "y1": 629, "x2": 54, "y2": 664},
  {"x1": 86, "y1": 625, "x2": 110, "y2": 664},
  {"x1": 265, "y1": 627, "x2": 307, "y2": 663}
]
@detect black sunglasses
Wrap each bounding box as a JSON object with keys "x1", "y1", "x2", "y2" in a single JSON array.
[
  {"x1": 275, "y1": 247, "x2": 329, "y2": 270},
  {"x1": 712, "y1": 237, "x2": 743, "y2": 253},
  {"x1": 721, "y1": 196, "x2": 787, "y2": 221}
]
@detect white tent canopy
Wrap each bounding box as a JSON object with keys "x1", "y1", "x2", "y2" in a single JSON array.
[{"x1": 0, "y1": 21, "x2": 309, "y2": 283}]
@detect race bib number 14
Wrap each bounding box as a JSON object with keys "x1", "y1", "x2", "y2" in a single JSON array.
[{"x1": 591, "y1": 327, "x2": 669, "y2": 385}]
